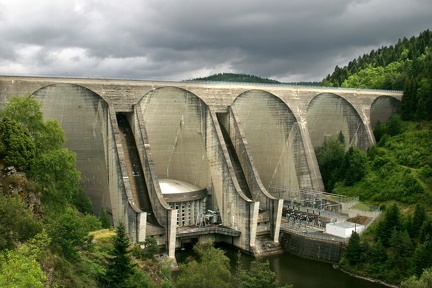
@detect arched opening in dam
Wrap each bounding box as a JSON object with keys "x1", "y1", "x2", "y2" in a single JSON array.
[
  {"x1": 370, "y1": 95, "x2": 401, "y2": 129},
  {"x1": 31, "y1": 83, "x2": 110, "y2": 215},
  {"x1": 231, "y1": 90, "x2": 310, "y2": 199},
  {"x1": 306, "y1": 93, "x2": 370, "y2": 151}
]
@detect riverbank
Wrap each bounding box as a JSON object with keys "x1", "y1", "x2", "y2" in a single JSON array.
[{"x1": 337, "y1": 267, "x2": 399, "y2": 288}]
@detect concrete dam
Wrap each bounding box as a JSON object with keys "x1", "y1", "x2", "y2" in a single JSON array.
[{"x1": 0, "y1": 76, "x2": 401, "y2": 258}]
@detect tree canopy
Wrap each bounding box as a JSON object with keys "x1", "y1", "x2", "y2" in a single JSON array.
[
  {"x1": 0, "y1": 117, "x2": 36, "y2": 170},
  {"x1": 176, "y1": 242, "x2": 232, "y2": 288}
]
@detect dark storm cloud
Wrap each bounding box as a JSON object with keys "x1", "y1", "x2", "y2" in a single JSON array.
[{"x1": 0, "y1": 0, "x2": 431, "y2": 81}]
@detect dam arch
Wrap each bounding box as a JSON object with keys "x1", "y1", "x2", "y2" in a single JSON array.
[
  {"x1": 138, "y1": 86, "x2": 210, "y2": 190},
  {"x1": 31, "y1": 83, "x2": 111, "y2": 214},
  {"x1": 307, "y1": 93, "x2": 371, "y2": 151},
  {"x1": 370, "y1": 95, "x2": 401, "y2": 129},
  {"x1": 231, "y1": 90, "x2": 314, "y2": 198}
]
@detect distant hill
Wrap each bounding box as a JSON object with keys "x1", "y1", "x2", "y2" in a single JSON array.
[
  {"x1": 189, "y1": 72, "x2": 321, "y2": 86},
  {"x1": 190, "y1": 73, "x2": 280, "y2": 84}
]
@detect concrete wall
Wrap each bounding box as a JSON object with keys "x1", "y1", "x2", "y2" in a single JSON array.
[
  {"x1": 138, "y1": 87, "x2": 210, "y2": 189},
  {"x1": 226, "y1": 107, "x2": 283, "y2": 242},
  {"x1": 307, "y1": 93, "x2": 371, "y2": 150},
  {"x1": 280, "y1": 231, "x2": 343, "y2": 263},
  {"x1": 31, "y1": 83, "x2": 111, "y2": 214},
  {"x1": 370, "y1": 95, "x2": 401, "y2": 128},
  {"x1": 26, "y1": 82, "x2": 146, "y2": 244},
  {"x1": 205, "y1": 108, "x2": 259, "y2": 252},
  {"x1": 231, "y1": 90, "x2": 317, "y2": 194},
  {"x1": 130, "y1": 105, "x2": 172, "y2": 228}
]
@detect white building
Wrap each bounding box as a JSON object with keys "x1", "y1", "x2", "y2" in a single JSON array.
[{"x1": 325, "y1": 222, "x2": 364, "y2": 238}]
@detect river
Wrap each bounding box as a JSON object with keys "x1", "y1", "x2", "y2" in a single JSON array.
[{"x1": 175, "y1": 244, "x2": 387, "y2": 288}]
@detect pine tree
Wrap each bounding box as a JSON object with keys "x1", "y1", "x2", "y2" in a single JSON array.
[
  {"x1": 346, "y1": 232, "x2": 363, "y2": 265},
  {"x1": 412, "y1": 204, "x2": 426, "y2": 239},
  {"x1": 101, "y1": 222, "x2": 135, "y2": 287}
]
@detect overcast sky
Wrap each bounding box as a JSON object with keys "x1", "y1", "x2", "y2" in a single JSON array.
[{"x1": 0, "y1": 0, "x2": 431, "y2": 82}]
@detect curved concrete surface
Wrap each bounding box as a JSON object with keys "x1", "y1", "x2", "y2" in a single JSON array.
[
  {"x1": 370, "y1": 96, "x2": 400, "y2": 129},
  {"x1": 231, "y1": 90, "x2": 308, "y2": 197},
  {"x1": 159, "y1": 178, "x2": 207, "y2": 203},
  {"x1": 307, "y1": 93, "x2": 370, "y2": 151},
  {"x1": 139, "y1": 87, "x2": 209, "y2": 189},
  {"x1": 32, "y1": 83, "x2": 110, "y2": 213}
]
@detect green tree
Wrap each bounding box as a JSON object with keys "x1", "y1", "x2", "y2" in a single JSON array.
[
  {"x1": 235, "y1": 258, "x2": 291, "y2": 288},
  {"x1": 0, "y1": 94, "x2": 44, "y2": 137},
  {"x1": 415, "y1": 78, "x2": 432, "y2": 120},
  {"x1": 0, "y1": 117, "x2": 36, "y2": 171},
  {"x1": 370, "y1": 239, "x2": 387, "y2": 264},
  {"x1": 30, "y1": 148, "x2": 80, "y2": 205},
  {"x1": 388, "y1": 229, "x2": 414, "y2": 275},
  {"x1": 419, "y1": 220, "x2": 432, "y2": 243},
  {"x1": 411, "y1": 204, "x2": 427, "y2": 239},
  {"x1": 101, "y1": 222, "x2": 135, "y2": 287},
  {"x1": 342, "y1": 147, "x2": 367, "y2": 185},
  {"x1": 315, "y1": 137, "x2": 345, "y2": 192},
  {"x1": 337, "y1": 130, "x2": 346, "y2": 146},
  {"x1": 376, "y1": 204, "x2": 402, "y2": 247},
  {"x1": 0, "y1": 231, "x2": 50, "y2": 288},
  {"x1": 411, "y1": 240, "x2": 432, "y2": 277},
  {"x1": 401, "y1": 268, "x2": 432, "y2": 288},
  {"x1": 141, "y1": 237, "x2": 159, "y2": 259},
  {"x1": 373, "y1": 121, "x2": 386, "y2": 143},
  {"x1": 346, "y1": 232, "x2": 364, "y2": 265},
  {"x1": 0, "y1": 94, "x2": 65, "y2": 154},
  {"x1": 386, "y1": 114, "x2": 403, "y2": 137},
  {"x1": 49, "y1": 207, "x2": 101, "y2": 259},
  {"x1": 36, "y1": 119, "x2": 65, "y2": 153},
  {"x1": 0, "y1": 194, "x2": 42, "y2": 250},
  {"x1": 176, "y1": 242, "x2": 231, "y2": 288}
]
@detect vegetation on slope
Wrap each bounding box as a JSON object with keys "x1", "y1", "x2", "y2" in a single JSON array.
[
  {"x1": 318, "y1": 29, "x2": 432, "y2": 285},
  {"x1": 0, "y1": 95, "x2": 172, "y2": 287},
  {"x1": 323, "y1": 29, "x2": 432, "y2": 121},
  {"x1": 316, "y1": 121, "x2": 432, "y2": 286}
]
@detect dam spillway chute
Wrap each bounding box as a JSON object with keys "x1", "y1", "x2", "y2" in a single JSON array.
[{"x1": 116, "y1": 113, "x2": 159, "y2": 226}]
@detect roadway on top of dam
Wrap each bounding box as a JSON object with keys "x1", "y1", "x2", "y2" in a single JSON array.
[
  {"x1": 0, "y1": 75, "x2": 402, "y2": 94},
  {"x1": 0, "y1": 74, "x2": 402, "y2": 90}
]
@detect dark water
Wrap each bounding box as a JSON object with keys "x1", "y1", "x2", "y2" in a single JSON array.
[{"x1": 175, "y1": 245, "x2": 387, "y2": 288}]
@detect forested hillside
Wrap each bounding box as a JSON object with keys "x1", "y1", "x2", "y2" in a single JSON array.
[
  {"x1": 318, "y1": 30, "x2": 432, "y2": 285},
  {"x1": 323, "y1": 29, "x2": 432, "y2": 121},
  {"x1": 191, "y1": 72, "x2": 321, "y2": 86}
]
